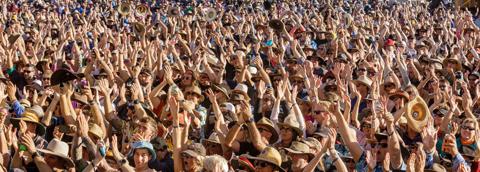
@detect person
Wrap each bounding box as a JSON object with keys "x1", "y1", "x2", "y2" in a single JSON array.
[{"x1": 0, "y1": 0, "x2": 479, "y2": 172}]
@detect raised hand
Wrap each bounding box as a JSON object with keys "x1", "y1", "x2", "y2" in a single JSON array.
[
  {"x1": 77, "y1": 112, "x2": 90, "y2": 138},
  {"x1": 19, "y1": 133, "x2": 36, "y2": 154},
  {"x1": 6, "y1": 81, "x2": 17, "y2": 101},
  {"x1": 205, "y1": 89, "x2": 217, "y2": 103},
  {"x1": 98, "y1": 79, "x2": 112, "y2": 96},
  {"x1": 111, "y1": 135, "x2": 124, "y2": 161}
]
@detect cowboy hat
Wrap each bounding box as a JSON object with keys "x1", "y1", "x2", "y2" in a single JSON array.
[
  {"x1": 132, "y1": 22, "x2": 146, "y2": 36},
  {"x1": 256, "y1": 117, "x2": 279, "y2": 143},
  {"x1": 88, "y1": 123, "x2": 104, "y2": 139},
  {"x1": 182, "y1": 143, "x2": 206, "y2": 158},
  {"x1": 212, "y1": 84, "x2": 230, "y2": 100},
  {"x1": 269, "y1": 19, "x2": 285, "y2": 32},
  {"x1": 247, "y1": 147, "x2": 285, "y2": 172},
  {"x1": 283, "y1": 141, "x2": 315, "y2": 159},
  {"x1": 231, "y1": 84, "x2": 250, "y2": 101},
  {"x1": 11, "y1": 106, "x2": 46, "y2": 136},
  {"x1": 168, "y1": 7, "x2": 180, "y2": 16},
  {"x1": 51, "y1": 69, "x2": 84, "y2": 86},
  {"x1": 8, "y1": 34, "x2": 21, "y2": 45},
  {"x1": 354, "y1": 76, "x2": 373, "y2": 88},
  {"x1": 202, "y1": 132, "x2": 221, "y2": 145},
  {"x1": 406, "y1": 96, "x2": 430, "y2": 133},
  {"x1": 185, "y1": 85, "x2": 204, "y2": 102},
  {"x1": 38, "y1": 139, "x2": 75, "y2": 168},
  {"x1": 388, "y1": 90, "x2": 409, "y2": 101},
  {"x1": 277, "y1": 115, "x2": 303, "y2": 137},
  {"x1": 442, "y1": 56, "x2": 462, "y2": 71}
]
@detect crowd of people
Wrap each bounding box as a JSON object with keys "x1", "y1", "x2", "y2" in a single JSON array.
[{"x1": 0, "y1": 0, "x2": 479, "y2": 171}]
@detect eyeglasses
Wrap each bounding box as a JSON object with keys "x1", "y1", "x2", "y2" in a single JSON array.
[
  {"x1": 254, "y1": 161, "x2": 270, "y2": 168},
  {"x1": 258, "y1": 127, "x2": 270, "y2": 133},
  {"x1": 361, "y1": 124, "x2": 372, "y2": 129},
  {"x1": 313, "y1": 110, "x2": 327, "y2": 115},
  {"x1": 462, "y1": 126, "x2": 475, "y2": 131}
]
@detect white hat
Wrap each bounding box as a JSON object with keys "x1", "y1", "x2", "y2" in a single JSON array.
[{"x1": 221, "y1": 103, "x2": 236, "y2": 114}]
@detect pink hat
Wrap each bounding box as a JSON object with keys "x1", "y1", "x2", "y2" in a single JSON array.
[{"x1": 385, "y1": 39, "x2": 395, "y2": 46}]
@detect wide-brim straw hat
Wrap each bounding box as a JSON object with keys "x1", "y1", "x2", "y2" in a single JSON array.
[
  {"x1": 11, "y1": 108, "x2": 46, "y2": 136},
  {"x1": 277, "y1": 115, "x2": 303, "y2": 137},
  {"x1": 256, "y1": 117, "x2": 279, "y2": 144},
  {"x1": 38, "y1": 139, "x2": 75, "y2": 168},
  {"x1": 185, "y1": 85, "x2": 204, "y2": 102},
  {"x1": 353, "y1": 75, "x2": 373, "y2": 88},
  {"x1": 283, "y1": 141, "x2": 315, "y2": 159},
  {"x1": 246, "y1": 147, "x2": 285, "y2": 172}
]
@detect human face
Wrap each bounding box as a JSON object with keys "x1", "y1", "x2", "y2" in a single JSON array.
[
  {"x1": 23, "y1": 67, "x2": 35, "y2": 80},
  {"x1": 182, "y1": 73, "x2": 194, "y2": 87},
  {"x1": 461, "y1": 122, "x2": 476, "y2": 141},
  {"x1": 280, "y1": 126, "x2": 294, "y2": 142},
  {"x1": 186, "y1": 92, "x2": 200, "y2": 104},
  {"x1": 288, "y1": 153, "x2": 309, "y2": 170},
  {"x1": 26, "y1": 122, "x2": 37, "y2": 135},
  {"x1": 156, "y1": 146, "x2": 168, "y2": 160},
  {"x1": 204, "y1": 142, "x2": 222, "y2": 155},
  {"x1": 254, "y1": 161, "x2": 275, "y2": 172},
  {"x1": 139, "y1": 73, "x2": 151, "y2": 86},
  {"x1": 133, "y1": 148, "x2": 151, "y2": 168},
  {"x1": 374, "y1": 141, "x2": 389, "y2": 160},
  {"x1": 182, "y1": 153, "x2": 199, "y2": 172},
  {"x1": 312, "y1": 105, "x2": 329, "y2": 122},
  {"x1": 257, "y1": 126, "x2": 273, "y2": 143},
  {"x1": 44, "y1": 154, "x2": 63, "y2": 168}
]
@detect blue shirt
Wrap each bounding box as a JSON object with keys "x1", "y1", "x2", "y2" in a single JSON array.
[{"x1": 11, "y1": 100, "x2": 25, "y2": 118}]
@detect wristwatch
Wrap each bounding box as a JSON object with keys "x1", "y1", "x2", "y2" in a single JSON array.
[
  {"x1": 118, "y1": 158, "x2": 127, "y2": 165},
  {"x1": 31, "y1": 151, "x2": 41, "y2": 159},
  {"x1": 244, "y1": 117, "x2": 255, "y2": 123}
]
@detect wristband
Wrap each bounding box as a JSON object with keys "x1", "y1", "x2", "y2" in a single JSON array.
[{"x1": 31, "y1": 151, "x2": 41, "y2": 159}]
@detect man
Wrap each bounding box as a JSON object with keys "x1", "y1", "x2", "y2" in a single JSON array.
[
  {"x1": 284, "y1": 141, "x2": 314, "y2": 172},
  {"x1": 150, "y1": 137, "x2": 174, "y2": 172}
]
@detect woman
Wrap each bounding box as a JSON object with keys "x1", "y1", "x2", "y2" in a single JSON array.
[
  {"x1": 275, "y1": 115, "x2": 302, "y2": 149},
  {"x1": 111, "y1": 135, "x2": 156, "y2": 172}
]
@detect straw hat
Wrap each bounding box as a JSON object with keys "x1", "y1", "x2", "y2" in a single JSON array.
[
  {"x1": 247, "y1": 147, "x2": 285, "y2": 172},
  {"x1": 277, "y1": 115, "x2": 303, "y2": 137},
  {"x1": 354, "y1": 75, "x2": 373, "y2": 88},
  {"x1": 202, "y1": 132, "x2": 221, "y2": 145},
  {"x1": 88, "y1": 123, "x2": 104, "y2": 139},
  {"x1": 11, "y1": 106, "x2": 46, "y2": 136},
  {"x1": 185, "y1": 85, "x2": 204, "y2": 102},
  {"x1": 38, "y1": 139, "x2": 75, "y2": 168},
  {"x1": 442, "y1": 56, "x2": 462, "y2": 71},
  {"x1": 388, "y1": 90, "x2": 409, "y2": 101},
  {"x1": 231, "y1": 84, "x2": 250, "y2": 101},
  {"x1": 182, "y1": 143, "x2": 206, "y2": 158},
  {"x1": 256, "y1": 117, "x2": 279, "y2": 143},
  {"x1": 283, "y1": 141, "x2": 315, "y2": 159}
]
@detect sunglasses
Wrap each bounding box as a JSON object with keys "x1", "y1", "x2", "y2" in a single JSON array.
[
  {"x1": 344, "y1": 158, "x2": 355, "y2": 164},
  {"x1": 43, "y1": 77, "x2": 51, "y2": 81},
  {"x1": 462, "y1": 126, "x2": 475, "y2": 131},
  {"x1": 313, "y1": 110, "x2": 327, "y2": 115},
  {"x1": 361, "y1": 124, "x2": 372, "y2": 129},
  {"x1": 357, "y1": 68, "x2": 367, "y2": 72},
  {"x1": 254, "y1": 161, "x2": 270, "y2": 168},
  {"x1": 258, "y1": 127, "x2": 270, "y2": 133}
]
